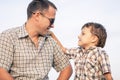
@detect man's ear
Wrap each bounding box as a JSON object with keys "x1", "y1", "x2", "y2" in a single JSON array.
[{"x1": 32, "y1": 11, "x2": 41, "y2": 21}]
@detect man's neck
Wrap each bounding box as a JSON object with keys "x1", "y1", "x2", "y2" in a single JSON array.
[{"x1": 25, "y1": 21, "x2": 39, "y2": 48}]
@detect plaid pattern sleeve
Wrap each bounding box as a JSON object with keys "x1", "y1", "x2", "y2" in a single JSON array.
[
  {"x1": 0, "y1": 31, "x2": 14, "y2": 71},
  {"x1": 98, "y1": 48, "x2": 111, "y2": 74},
  {"x1": 66, "y1": 47, "x2": 80, "y2": 59},
  {"x1": 52, "y1": 40, "x2": 70, "y2": 72}
]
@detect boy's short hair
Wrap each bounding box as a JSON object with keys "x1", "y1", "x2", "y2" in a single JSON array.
[
  {"x1": 82, "y1": 22, "x2": 107, "y2": 48},
  {"x1": 27, "y1": 0, "x2": 57, "y2": 19}
]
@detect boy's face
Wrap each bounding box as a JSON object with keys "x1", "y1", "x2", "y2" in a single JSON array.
[{"x1": 78, "y1": 26, "x2": 98, "y2": 49}]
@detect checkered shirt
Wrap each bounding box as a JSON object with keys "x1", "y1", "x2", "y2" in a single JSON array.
[
  {"x1": 66, "y1": 46, "x2": 111, "y2": 80},
  {"x1": 0, "y1": 25, "x2": 70, "y2": 80}
]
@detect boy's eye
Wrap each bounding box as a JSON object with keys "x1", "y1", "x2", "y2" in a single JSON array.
[{"x1": 82, "y1": 32, "x2": 85, "y2": 35}]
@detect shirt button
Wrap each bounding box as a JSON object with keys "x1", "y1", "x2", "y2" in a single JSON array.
[{"x1": 84, "y1": 74, "x2": 87, "y2": 76}]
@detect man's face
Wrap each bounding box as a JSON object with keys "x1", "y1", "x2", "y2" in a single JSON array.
[{"x1": 36, "y1": 6, "x2": 56, "y2": 36}]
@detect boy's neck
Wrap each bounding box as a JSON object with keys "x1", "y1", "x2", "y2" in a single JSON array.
[
  {"x1": 81, "y1": 46, "x2": 97, "y2": 53},
  {"x1": 82, "y1": 45, "x2": 97, "y2": 51}
]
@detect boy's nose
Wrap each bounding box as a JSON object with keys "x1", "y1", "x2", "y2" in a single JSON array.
[{"x1": 78, "y1": 35, "x2": 80, "y2": 39}]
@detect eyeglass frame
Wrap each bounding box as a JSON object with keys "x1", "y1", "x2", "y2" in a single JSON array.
[
  {"x1": 32, "y1": 11, "x2": 55, "y2": 25},
  {"x1": 39, "y1": 12, "x2": 55, "y2": 26}
]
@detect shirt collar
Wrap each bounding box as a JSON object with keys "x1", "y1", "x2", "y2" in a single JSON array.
[
  {"x1": 88, "y1": 46, "x2": 97, "y2": 50},
  {"x1": 18, "y1": 24, "x2": 29, "y2": 39},
  {"x1": 80, "y1": 46, "x2": 97, "y2": 53}
]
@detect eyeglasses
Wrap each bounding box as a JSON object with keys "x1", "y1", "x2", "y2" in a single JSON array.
[{"x1": 39, "y1": 12, "x2": 55, "y2": 25}]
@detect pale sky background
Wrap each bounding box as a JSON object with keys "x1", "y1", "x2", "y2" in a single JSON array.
[{"x1": 0, "y1": 0, "x2": 120, "y2": 80}]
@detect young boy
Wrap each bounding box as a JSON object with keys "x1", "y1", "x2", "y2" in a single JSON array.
[{"x1": 51, "y1": 22, "x2": 113, "y2": 80}]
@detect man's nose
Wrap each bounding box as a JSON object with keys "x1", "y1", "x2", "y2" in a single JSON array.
[{"x1": 49, "y1": 24, "x2": 54, "y2": 28}]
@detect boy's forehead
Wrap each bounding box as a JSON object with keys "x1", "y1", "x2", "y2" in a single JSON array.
[{"x1": 82, "y1": 26, "x2": 92, "y2": 31}]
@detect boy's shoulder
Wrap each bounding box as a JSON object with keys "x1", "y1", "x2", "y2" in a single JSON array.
[
  {"x1": 96, "y1": 47, "x2": 108, "y2": 56},
  {"x1": 66, "y1": 47, "x2": 82, "y2": 53},
  {"x1": 72, "y1": 47, "x2": 82, "y2": 50},
  {"x1": 97, "y1": 47, "x2": 106, "y2": 52}
]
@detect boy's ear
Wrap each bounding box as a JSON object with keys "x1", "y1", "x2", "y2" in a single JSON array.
[{"x1": 91, "y1": 35, "x2": 98, "y2": 43}]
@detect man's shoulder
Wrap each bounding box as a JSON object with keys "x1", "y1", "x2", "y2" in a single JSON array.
[
  {"x1": 0, "y1": 26, "x2": 22, "y2": 39},
  {"x1": 2, "y1": 26, "x2": 21, "y2": 34},
  {"x1": 0, "y1": 26, "x2": 21, "y2": 35},
  {"x1": 47, "y1": 36, "x2": 57, "y2": 44}
]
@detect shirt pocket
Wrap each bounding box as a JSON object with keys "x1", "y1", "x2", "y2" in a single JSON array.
[{"x1": 86, "y1": 58, "x2": 98, "y2": 73}]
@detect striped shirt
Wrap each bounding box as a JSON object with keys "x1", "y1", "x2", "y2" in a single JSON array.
[
  {"x1": 66, "y1": 46, "x2": 111, "y2": 80},
  {"x1": 0, "y1": 25, "x2": 70, "y2": 80}
]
